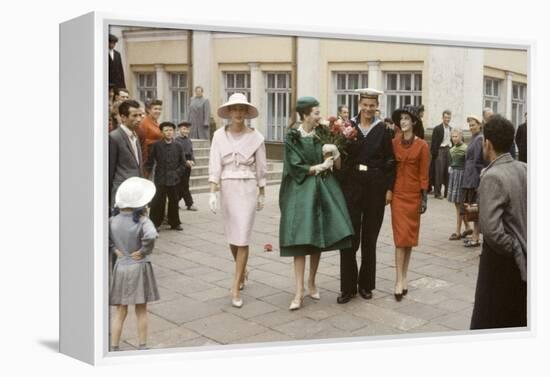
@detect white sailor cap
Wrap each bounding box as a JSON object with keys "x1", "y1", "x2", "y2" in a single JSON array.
[{"x1": 355, "y1": 88, "x2": 384, "y2": 98}]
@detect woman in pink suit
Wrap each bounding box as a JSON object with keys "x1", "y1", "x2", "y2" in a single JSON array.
[{"x1": 208, "y1": 93, "x2": 267, "y2": 308}]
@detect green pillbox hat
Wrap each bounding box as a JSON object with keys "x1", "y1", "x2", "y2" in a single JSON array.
[{"x1": 296, "y1": 96, "x2": 320, "y2": 111}]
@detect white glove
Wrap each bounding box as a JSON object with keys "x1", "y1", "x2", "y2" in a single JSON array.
[
  {"x1": 311, "y1": 156, "x2": 334, "y2": 175},
  {"x1": 209, "y1": 192, "x2": 218, "y2": 214},
  {"x1": 257, "y1": 193, "x2": 265, "y2": 211},
  {"x1": 322, "y1": 144, "x2": 340, "y2": 160}
]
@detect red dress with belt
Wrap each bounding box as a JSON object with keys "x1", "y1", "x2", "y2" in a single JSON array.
[{"x1": 391, "y1": 136, "x2": 429, "y2": 247}]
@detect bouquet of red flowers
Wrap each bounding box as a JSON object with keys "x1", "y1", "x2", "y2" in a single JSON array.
[{"x1": 315, "y1": 116, "x2": 357, "y2": 160}]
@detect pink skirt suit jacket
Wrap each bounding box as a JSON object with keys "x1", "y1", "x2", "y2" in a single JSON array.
[{"x1": 208, "y1": 127, "x2": 267, "y2": 246}]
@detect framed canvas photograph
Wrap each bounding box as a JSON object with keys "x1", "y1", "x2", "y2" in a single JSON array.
[{"x1": 60, "y1": 11, "x2": 532, "y2": 365}]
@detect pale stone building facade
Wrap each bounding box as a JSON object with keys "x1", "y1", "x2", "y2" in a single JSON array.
[{"x1": 110, "y1": 26, "x2": 528, "y2": 155}]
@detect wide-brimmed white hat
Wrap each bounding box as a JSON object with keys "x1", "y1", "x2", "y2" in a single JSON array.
[
  {"x1": 466, "y1": 114, "x2": 482, "y2": 124},
  {"x1": 217, "y1": 93, "x2": 259, "y2": 119},
  {"x1": 115, "y1": 177, "x2": 156, "y2": 209}
]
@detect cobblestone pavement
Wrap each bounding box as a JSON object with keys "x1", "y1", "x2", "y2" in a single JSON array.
[{"x1": 112, "y1": 185, "x2": 481, "y2": 351}]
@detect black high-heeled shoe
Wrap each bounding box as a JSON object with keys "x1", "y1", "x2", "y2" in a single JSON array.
[
  {"x1": 402, "y1": 289, "x2": 408, "y2": 296},
  {"x1": 394, "y1": 292, "x2": 403, "y2": 301}
]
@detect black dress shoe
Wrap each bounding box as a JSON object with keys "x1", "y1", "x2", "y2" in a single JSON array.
[
  {"x1": 402, "y1": 289, "x2": 408, "y2": 296},
  {"x1": 170, "y1": 225, "x2": 183, "y2": 231},
  {"x1": 394, "y1": 293, "x2": 403, "y2": 301},
  {"x1": 359, "y1": 288, "x2": 373, "y2": 300},
  {"x1": 337, "y1": 292, "x2": 356, "y2": 304}
]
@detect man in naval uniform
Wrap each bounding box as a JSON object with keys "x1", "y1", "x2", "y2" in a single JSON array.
[{"x1": 337, "y1": 88, "x2": 396, "y2": 304}]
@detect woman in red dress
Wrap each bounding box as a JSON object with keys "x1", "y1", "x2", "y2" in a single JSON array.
[{"x1": 389, "y1": 105, "x2": 429, "y2": 301}]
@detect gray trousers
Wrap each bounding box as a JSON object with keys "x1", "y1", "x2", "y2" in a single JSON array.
[{"x1": 434, "y1": 146, "x2": 450, "y2": 196}]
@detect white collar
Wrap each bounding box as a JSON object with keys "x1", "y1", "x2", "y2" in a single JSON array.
[
  {"x1": 298, "y1": 124, "x2": 316, "y2": 138},
  {"x1": 120, "y1": 124, "x2": 136, "y2": 139}
]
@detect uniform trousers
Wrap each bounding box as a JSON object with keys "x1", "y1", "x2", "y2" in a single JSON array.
[
  {"x1": 177, "y1": 168, "x2": 194, "y2": 207},
  {"x1": 339, "y1": 170, "x2": 387, "y2": 294},
  {"x1": 150, "y1": 184, "x2": 181, "y2": 228}
]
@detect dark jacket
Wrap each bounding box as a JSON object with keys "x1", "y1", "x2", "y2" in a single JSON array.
[
  {"x1": 430, "y1": 123, "x2": 453, "y2": 157},
  {"x1": 342, "y1": 115, "x2": 396, "y2": 190},
  {"x1": 414, "y1": 119, "x2": 425, "y2": 139},
  {"x1": 144, "y1": 140, "x2": 187, "y2": 186},
  {"x1": 109, "y1": 49, "x2": 126, "y2": 89},
  {"x1": 462, "y1": 132, "x2": 485, "y2": 189},
  {"x1": 515, "y1": 122, "x2": 527, "y2": 163},
  {"x1": 175, "y1": 136, "x2": 195, "y2": 162}
]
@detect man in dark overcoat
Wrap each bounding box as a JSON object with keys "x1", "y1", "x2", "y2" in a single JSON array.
[
  {"x1": 108, "y1": 33, "x2": 126, "y2": 90},
  {"x1": 471, "y1": 114, "x2": 527, "y2": 329}
]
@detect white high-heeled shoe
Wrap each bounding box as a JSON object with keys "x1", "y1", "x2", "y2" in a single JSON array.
[
  {"x1": 232, "y1": 297, "x2": 243, "y2": 308},
  {"x1": 308, "y1": 289, "x2": 321, "y2": 300},
  {"x1": 289, "y1": 296, "x2": 304, "y2": 311}
]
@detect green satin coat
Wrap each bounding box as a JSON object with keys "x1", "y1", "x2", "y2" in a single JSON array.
[{"x1": 278, "y1": 128, "x2": 354, "y2": 257}]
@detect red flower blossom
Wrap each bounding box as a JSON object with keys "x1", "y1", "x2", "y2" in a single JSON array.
[{"x1": 264, "y1": 243, "x2": 273, "y2": 252}]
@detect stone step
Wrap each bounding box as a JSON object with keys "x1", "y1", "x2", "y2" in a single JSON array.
[
  {"x1": 190, "y1": 171, "x2": 283, "y2": 188},
  {"x1": 191, "y1": 148, "x2": 211, "y2": 157},
  {"x1": 189, "y1": 179, "x2": 282, "y2": 194},
  {"x1": 189, "y1": 139, "x2": 210, "y2": 148}
]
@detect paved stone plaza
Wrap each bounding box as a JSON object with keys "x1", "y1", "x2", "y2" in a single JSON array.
[{"x1": 113, "y1": 185, "x2": 481, "y2": 351}]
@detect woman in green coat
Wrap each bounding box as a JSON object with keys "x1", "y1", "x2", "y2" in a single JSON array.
[{"x1": 279, "y1": 97, "x2": 354, "y2": 310}]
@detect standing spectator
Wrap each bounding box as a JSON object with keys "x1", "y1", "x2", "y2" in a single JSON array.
[
  {"x1": 515, "y1": 112, "x2": 527, "y2": 163},
  {"x1": 113, "y1": 87, "x2": 129, "y2": 102},
  {"x1": 447, "y1": 128, "x2": 470, "y2": 240},
  {"x1": 389, "y1": 105, "x2": 429, "y2": 300},
  {"x1": 384, "y1": 117, "x2": 396, "y2": 139},
  {"x1": 108, "y1": 34, "x2": 126, "y2": 90},
  {"x1": 431, "y1": 110, "x2": 453, "y2": 199},
  {"x1": 279, "y1": 97, "x2": 354, "y2": 310},
  {"x1": 137, "y1": 99, "x2": 163, "y2": 169},
  {"x1": 189, "y1": 86, "x2": 212, "y2": 140},
  {"x1": 208, "y1": 93, "x2": 267, "y2": 308},
  {"x1": 175, "y1": 122, "x2": 197, "y2": 211},
  {"x1": 462, "y1": 115, "x2": 484, "y2": 247},
  {"x1": 483, "y1": 107, "x2": 517, "y2": 159},
  {"x1": 109, "y1": 100, "x2": 144, "y2": 208},
  {"x1": 471, "y1": 114, "x2": 527, "y2": 329},
  {"x1": 375, "y1": 109, "x2": 382, "y2": 120},
  {"x1": 337, "y1": 88, "x2": 395, "y2": 304},
  {"x1": 337, "y1": 104, "x2": 350, "y2": 122},
  {"x1": 414, "y1": 104, "x2": 425, "y2": 139},
  {"x1": 144, "y1": 122, "x2": 187, "y2": 231},
  {"x1": 109, "y1": 177, "x2": 160, "y2": 351}
]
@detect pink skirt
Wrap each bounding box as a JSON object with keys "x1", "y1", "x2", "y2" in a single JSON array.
[{"x1": 220, "y1": 178, "x2": 258, "y2": 246}]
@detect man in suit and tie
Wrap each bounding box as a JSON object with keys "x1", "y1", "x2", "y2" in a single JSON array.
[
  {"x1": 109, "y1": 100, "x2": 144, "y2": 208},
  {"x1": 108, "y1": 34, "x2": 126, "y2": 90},
  {"x1": 430, "y1": 109, "x2": 453, "y2": 199}
]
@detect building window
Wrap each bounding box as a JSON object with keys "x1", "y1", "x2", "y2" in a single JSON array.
[
  {"x1": 484, "y1": 77, "x2": 501, "y2": 113},
  {"x1": 225, "y1": 72, "x2": 251, "y2": 101},
  {"x1": 511, "y1": 82, "x2": 527, "y2": 127},
  {"x1": 385, "y1": 72, "x2": 422, "y2": 117},
  {"x1": 170, "y1": 73, "x2": 188, "y2": 124},
  {"x1": 224, "y1": 72, "x2": 251, "y2": 126},
  {"x1": 266, "y1": 73, "x2": 291, "y2": 142},
  {"x1": 335, "y1": 72, "x2": 368, "y2": 117},
  {"x1": 136, "y1": 72, "x2": 157, "y2": 104}
]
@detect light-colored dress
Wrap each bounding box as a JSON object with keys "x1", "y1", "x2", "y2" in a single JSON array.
[
  {"x1": 109, "y1": 212, "x2": 160, "y2": 305},
  {"x1": 208, "y1": 126, "x2": 267, "y2": 246}
]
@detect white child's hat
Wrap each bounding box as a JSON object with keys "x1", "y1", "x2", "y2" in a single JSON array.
[{"x1": 115, "y1": 177, "x2": 156, "y2": 209}]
